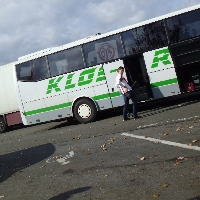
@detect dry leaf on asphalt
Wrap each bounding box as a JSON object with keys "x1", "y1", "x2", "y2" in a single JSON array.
[
  {"x1": 0, "y1": 196, "x2": 4, "y2": 199},
  {"x1": 150, "y1": 154, "x2": 158, "y2": 158},
  {"x1": 189, "y1": 126, "x2": 194, "y2": 129},
  {"x1": 188, "y1": 143, "x2": 193, "y2": 146},
  {"x1": 153, "y1": 194, "x2": 160, "y2": 198},
  {"x1": 162, "y1": 184, "x2": 169, "y2": 188},
  {"x1": 192, "y1": 140, "x2": 199, "y2": 143},
  {"x1": 140, "y1": 157, "x2": 145, "y2": 160},
  {"x1": 176, "y1": 127, "x2": 182, "y2": 131}
]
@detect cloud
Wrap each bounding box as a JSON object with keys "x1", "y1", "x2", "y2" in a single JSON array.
[{"x1": 0, "y1": 0, "x2": 199, "y2": 65}]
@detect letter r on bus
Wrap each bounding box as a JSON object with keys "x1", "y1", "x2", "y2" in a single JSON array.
[{"x1": 151, "y1": 48, "x2": 172, "y2": 68}]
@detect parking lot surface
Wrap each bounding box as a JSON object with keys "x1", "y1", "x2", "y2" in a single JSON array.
[{"x1": 0, "y1": 96, "x2": 200, "y2": 200}]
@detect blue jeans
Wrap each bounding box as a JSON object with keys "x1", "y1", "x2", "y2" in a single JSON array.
[{"x1": 122, "y1": 90, "x2": 137, "y2": 119}]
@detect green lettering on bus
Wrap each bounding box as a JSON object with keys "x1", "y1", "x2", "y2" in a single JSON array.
[
  {"x1": 46, "y1": 76, "x2": 64, "y2": 94},
  {"x1": 151, "y1": 48, "x2": 172, "y2": 68},
  {"x1": 78, "y1": 67, "x2": 96, "y2": 86},
  {"x1": 65, "y1": 73, "x2": 76, "y2": 90},
  {"x1": 96, "y1": 66, "x2": 106, "y2": 82}
]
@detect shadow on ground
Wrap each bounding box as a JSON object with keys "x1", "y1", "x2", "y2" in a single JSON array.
[
  {"x1": 0, "y1": 143, "x2": 55, "y2": 183},
  {"x1": 49, "y1": 186, "x2": 92, "y2": 200}
]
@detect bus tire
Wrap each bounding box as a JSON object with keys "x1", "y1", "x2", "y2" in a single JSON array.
[
  {"x1": 74, "y1": 98, "x2": 97, "y2": 123},
  {"x1": 0, "y1": 117, "x2": 7, "y2": 133}
]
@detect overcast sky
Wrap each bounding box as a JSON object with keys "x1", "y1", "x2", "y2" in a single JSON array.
[{"x1": 0, "y1": 0, "x2": 199, "y2": 66}]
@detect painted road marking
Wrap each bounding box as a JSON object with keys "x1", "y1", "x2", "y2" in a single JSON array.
[
  {"x1": 122, "y1": 133, "x2": 200, "y2": 151},
  {"x1": 137, "y1": 116, "x2": 199, "y2": 129},
  {"x1": 46, "y1": 151, "x2": 74, "y2": 165}
]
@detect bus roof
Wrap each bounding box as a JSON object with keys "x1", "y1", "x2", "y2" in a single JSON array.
[{"x1": 17, "y1": 3, "x2": 200, "y2": 64}]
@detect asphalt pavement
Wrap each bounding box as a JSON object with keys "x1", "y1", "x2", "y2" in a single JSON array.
[{"x1": 0, "y1": 95, "x2": 200, "y2": 200}]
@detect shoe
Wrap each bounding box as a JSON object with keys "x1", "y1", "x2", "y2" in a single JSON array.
[
  {"x1": 123, "y1": 118, "x2": 130, "y2": 121},
  {"x1": 132, "y1": 116, "x2": 142, "y2": 120}
]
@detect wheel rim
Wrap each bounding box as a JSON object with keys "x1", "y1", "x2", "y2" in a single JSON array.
[{"x1": 78, "y1": 104, "x2": 92, "y2": 119}]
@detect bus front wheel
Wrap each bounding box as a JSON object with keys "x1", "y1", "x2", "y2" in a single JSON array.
[
  {"x1": 0, "y1": 117, "x2": 7, "y2": 133},
  {"x1": 74, "y1": 98, "x2": 97, "y2": 123}
]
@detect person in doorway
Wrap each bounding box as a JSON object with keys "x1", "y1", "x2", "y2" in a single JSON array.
[{"x1": 115, "y1": 66, "x2": 139, "y2": 121}]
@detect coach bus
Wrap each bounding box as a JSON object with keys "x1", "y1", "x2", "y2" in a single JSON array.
[{"x1": 1, "y1": 4, "x2": 200, "y2": 132}]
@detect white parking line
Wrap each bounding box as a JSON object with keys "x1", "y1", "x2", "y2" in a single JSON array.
[
  {"x1": 137, "y1": 116, "x2": 199, "y2": 129},
  {"x1": 122, "y1": 133, "x2": 200, "y2": 151}
]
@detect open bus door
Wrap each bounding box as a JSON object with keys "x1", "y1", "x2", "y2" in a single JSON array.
[
  {"x1": 143, "y1": 47, "x2": 181, "y2": 99},
  {"x1": 123, "y1": 55, "x2": 152, "y2": 102}
]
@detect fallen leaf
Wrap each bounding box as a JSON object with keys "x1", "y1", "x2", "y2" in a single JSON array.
[
  {"x1": 102, "y1": 147, "x2": 107, "y2": 151},
  {"x1": 176, "y1": 127, "x2": 182, "y2": 131},
  {"x1": 174, "y1": 161, "x2": 182, "y2": 166},
  {"x1": 162, "y1": 184, "x2": 169, "y2": 188},
  {"x1": 189, "y1": 126, "x2": 194, "y2": 129},
  {"x1": 164, "y1": 133, "x2": 169, "y2": 136},
  {"x1": 188, "y1": 143, "x2": 193, "y2": 146},
  {"x1": 40, "y1": 165, "x2": 45, "y2": 168},
  {"x1": 0, "y1": 196, "x2": 4, "y2": 198},
  {"x1": 104, "y1": 174, "x2": 109, "y2": 177},
  {"x1": 140, "y1": 157, "x2": 145, "y2": 160},
  {"x1": 192, "y1": 140, "x2": 198, "y2": 143},
  {"x1": 153, "y1": 193, "x2": 160, "y2": 198},
  {"x1": 150, "y1": 154, "x2": 158, "y2": 158}
]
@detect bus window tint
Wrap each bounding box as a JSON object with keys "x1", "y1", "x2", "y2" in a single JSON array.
[
  {"x1": 48, "y1": 46, "x2": 84, "y2": 76},
  {"x1": 122, "y1": 21, "x2": 168, "y2": 55},
  {"x1": 16, "y1": 62, "x2": 32, "y2": 81},
  {"x1": 166, "y1": 9, "x2": 200, "y2": 43},
  {"x1": 83, "y1": 34, "x2": 124, "y2": 67},
  {"x1": 31, "y1": 57, "x2": 49, "y2": 81}
]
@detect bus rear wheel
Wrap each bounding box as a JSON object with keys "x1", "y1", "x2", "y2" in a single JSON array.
[
  {"x1": 0, "y1": 117, "x2": 7, "y2": 133},
  {"x1": 74, "y1": 98, "x2": 97, "y2": 123}
]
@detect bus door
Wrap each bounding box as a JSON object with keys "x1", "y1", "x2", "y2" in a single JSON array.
[
  {"x1": 103, "y1": 60, "x2": 125, "y2": 107},
  {"x1": 123, "y1": 55, "x2": 152, "y2": 102},
  {"x1": 143, "y1": 47, "x2": 181, "y2": 99}
]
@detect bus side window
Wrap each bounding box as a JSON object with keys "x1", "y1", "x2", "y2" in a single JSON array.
[
  {"x1": 16, "y1": 62, "x2": 32, "y2": 81},
  {"x1": 31, "y1": 57, "x2": 49, "y2": 81}
]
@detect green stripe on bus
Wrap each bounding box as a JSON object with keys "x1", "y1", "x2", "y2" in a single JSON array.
[
  {"x1": 151, "y1": 78, "x2": 178, "y2": 88},
  {"x1": 25, "y1": 102, "x2": 72, "y2": 116},
  {"x1": 93, "y1": 93, "x2": 110, "y2": 101},
  {"x1": 24, "y1": 91, "x2": 121, "y2": 116}
]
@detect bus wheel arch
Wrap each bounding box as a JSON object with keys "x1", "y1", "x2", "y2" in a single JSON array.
[
  {"x1": 72, "y1": 97, "x2": 98, "y2": 123},
  {"x1": 0, "y1": 115, "x2": 7, "y2": 133}
]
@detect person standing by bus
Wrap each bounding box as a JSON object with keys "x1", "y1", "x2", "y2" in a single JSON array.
[{"x1": 115, "y1": 66, "x2": 139, "y2": 121}]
